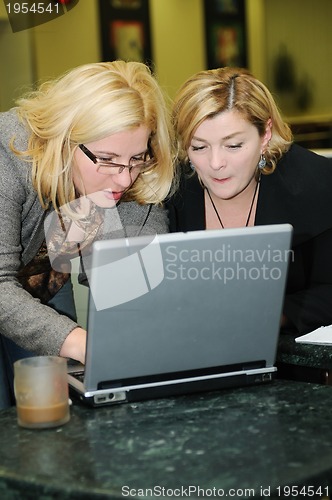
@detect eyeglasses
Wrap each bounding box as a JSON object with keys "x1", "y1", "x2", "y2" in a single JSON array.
[{"x1": 78, "y1": 144, "x2": 155, "y2": 175}]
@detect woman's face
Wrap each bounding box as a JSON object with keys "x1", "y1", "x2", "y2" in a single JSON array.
[
  {"x1": 73, "y1": 126, "x2": 151, "y2": 208},
  {"x1": 188, "y1": 110, "x2": 272, "y2": 201}
]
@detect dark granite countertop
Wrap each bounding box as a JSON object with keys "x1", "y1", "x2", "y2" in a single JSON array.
[
  {"x1": 0, "y1": 380, "x2": 332, "y2": 499},
  {"x1": 277, "y1": 332, "x2": 332, "y2": 369}
]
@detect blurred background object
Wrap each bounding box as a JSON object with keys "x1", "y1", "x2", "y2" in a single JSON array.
[{"x1": 0, "y1": 0, "x2": 331, "y2": 148}]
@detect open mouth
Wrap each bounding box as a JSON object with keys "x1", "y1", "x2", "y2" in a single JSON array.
[
  {"x1": 213, "y1": 177, "x2": 230, "y2": 184},
  {"x1": 104, "y1": 190, "x2": 123, "y2": 201}
]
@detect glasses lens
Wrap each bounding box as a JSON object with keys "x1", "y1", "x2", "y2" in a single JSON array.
[
  {"x1": 97, "y1": 159, "x2": 155, "y2": 175},
  {"x1": 97, "y1": 164, "x2": 121, "y2": 175}
]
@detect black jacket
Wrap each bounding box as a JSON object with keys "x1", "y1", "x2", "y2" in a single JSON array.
[{"x1": 166, "y1": 144, "x2": 332, "y2": 334}]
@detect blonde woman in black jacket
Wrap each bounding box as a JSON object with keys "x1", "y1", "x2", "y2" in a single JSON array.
[{"x1": 167, "y1": 66, "x2": 332, "y2": 335}]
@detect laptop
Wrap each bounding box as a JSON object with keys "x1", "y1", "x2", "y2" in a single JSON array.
[{"x1": 68, "y1": 223, "x2": 293, "y2": 406}]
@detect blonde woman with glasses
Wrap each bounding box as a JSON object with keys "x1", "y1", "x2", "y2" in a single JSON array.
[{"x1": 0, "y1": 60, "x2": 175, "y2": 407}]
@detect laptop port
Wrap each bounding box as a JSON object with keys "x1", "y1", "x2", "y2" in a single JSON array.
[
  {"x1": 94, "y1": 391, "x2": 127, "y2": 405},
  {"x1": 95, "y1": 395, "x2": 108, "y2": 403}
]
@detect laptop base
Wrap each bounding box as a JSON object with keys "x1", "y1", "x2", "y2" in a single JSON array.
[{"x1": 69, "y1": 368, "x2": 276, "y2": 407}]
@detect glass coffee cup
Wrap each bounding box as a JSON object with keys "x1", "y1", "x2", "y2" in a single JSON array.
[{"x1": 14, "y1": 356, "x2": 70, "y2": 429}]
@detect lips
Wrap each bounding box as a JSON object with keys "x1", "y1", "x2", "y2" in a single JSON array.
[
  {"x1": 213, "y1": 177, "x2": 230, "y2": 184},
  {"x1": 104, "y1": 190, "x2": 123, "y2": 201}
]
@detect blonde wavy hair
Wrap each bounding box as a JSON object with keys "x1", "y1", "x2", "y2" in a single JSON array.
[
  {"x1": 12, "y1": 60, "x2": 175, "y2": 211},
  {"x1": 173, "y1": 66, "x2": 293, "y2": 174}
]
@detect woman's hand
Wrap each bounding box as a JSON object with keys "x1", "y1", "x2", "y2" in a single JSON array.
[{"x1": 60, "y1": 327, "x2": 86, "y2": 364}]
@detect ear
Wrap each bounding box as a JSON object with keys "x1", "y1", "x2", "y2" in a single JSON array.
[{"x1": 262, "y1": 119, "x2": 272, "y2": 151}]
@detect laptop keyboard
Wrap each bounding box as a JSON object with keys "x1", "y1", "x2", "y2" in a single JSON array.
[{"x1": 70, "y1": 371, "x2": 85, "y2": 383}]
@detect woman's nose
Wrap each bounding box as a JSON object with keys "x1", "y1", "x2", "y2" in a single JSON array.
[
  {"x1": 114, "y1": 167, "x2": 136, "y2": 189},
  {"x1": 209, "y1": 150, "x2": 226, "y2": 170}
]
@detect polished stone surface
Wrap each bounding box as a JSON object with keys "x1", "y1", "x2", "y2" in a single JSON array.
[
  {"x1": 0, "y1": 380, "x2": 331, "y2": 499},
  {"x1": 277, "y1": 332, "x2": 332, "y2": 368}
]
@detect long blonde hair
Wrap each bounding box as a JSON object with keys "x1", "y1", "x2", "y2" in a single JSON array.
[
  {"x1": 12, "y1": 60, "x2": 175, "y2": 211},
  {"x1": 173, "y1": 66, "x2": 293, "y2": 174}
]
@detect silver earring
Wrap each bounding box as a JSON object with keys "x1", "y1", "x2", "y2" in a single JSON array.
[
  {"x1": 189, "y1": 160, "x2": 196, "y2": 172},
  {"x1": 258, "y1": 154, "x2": 266, "y2": 170}
]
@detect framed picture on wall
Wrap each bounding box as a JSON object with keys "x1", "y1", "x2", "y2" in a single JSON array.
[
  {"x1": 204, "y1": 0, "x2": 247, "y2": 69},
  {"x1": 99, "y1": 0, "x2": 152, "y2": 66}
]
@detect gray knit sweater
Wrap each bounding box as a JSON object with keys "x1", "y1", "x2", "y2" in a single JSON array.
[{"x1": 0, "y1": 110, "x2": 168, "y2": 355}]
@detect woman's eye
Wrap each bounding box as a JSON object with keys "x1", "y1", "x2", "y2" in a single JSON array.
[
  {"x1": 99, "y1": 156, "x2": 116, "y2": 162},
  {"x1": 227, "y1": 143, "x2": 243, "y2": 149},
  {"x1": 191, "y1": 145, "x2": 206, "y2": 151}
]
